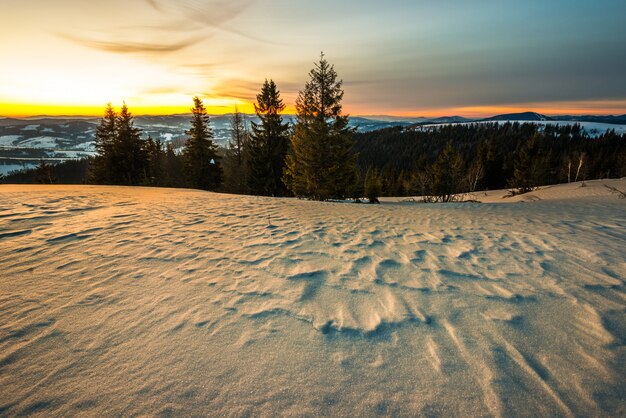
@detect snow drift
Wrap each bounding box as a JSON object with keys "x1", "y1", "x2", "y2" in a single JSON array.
[{"x1": 0, "y1": 180, "x2": 625, "y2": 416}]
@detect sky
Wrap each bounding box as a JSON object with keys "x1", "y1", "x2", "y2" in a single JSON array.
[{"x1": 1, "y1": 0, "x2": 625, "y2": 118}]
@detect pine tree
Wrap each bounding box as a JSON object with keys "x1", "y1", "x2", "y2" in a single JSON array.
[
  {"x1": 34, "y1": 159, "x2": 56, "y2": 184},
  {"x1": 364, "y1": 167, "x2": 382, "y2": 203},
  {"x1": 248, "y1": 80, "x2": 290, "y2": 196},
  {"x1": 431, "y1": 143, "x2": 464, "y2": 202},
  {"x1": 183, "y1": 96, "x2": 222, "y2": 191},
  {"x1": 163, "y1": 143, "x2": 185, "y2": 187},
  {"x1": 115, "y1": 103, "x2": 147, "y2": 185},
  {"x1": 284, "y1": 53, "x2": 357, "y2": 200},
  {"x1": 145, "y1": 136, "x2": 165, "y2": 186},
  {"x1": 509, "y1": 133, "x2": 539, "y2": 194},
  {"x1": 90, "y1": 103, "x2": 148, "y2": 185},
  {"x1": 223, "y1": 106, "x2": 249, "y2": 194},
  {"x1": 91, "y1": 103, "x2": 117, "y2": 184}
]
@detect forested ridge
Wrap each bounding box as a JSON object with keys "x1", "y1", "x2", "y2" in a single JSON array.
[
  {"x1": 5, "y1": 120, "x2": 625, "y2": 200},
  {"x1": 353, "y1": 123, "x2": 626, "y2": 197},
  {"x1": 3, "y1": 53, "x2": 625, "y2": 201}
]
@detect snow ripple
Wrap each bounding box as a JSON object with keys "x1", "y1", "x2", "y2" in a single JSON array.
[{"x1": 0, "y1": 182, "x2": 624, "y2": 416}]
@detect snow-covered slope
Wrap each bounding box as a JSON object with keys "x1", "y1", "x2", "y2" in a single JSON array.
[
  {"x1": 0, "y1": 181, "x2": 624, "y2": 416},
  {"x1": 416, "y1": 120, "x2": 626, "y2": 137}
]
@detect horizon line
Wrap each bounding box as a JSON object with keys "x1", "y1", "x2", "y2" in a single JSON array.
[{"x1": 2, "y1": 109, "x2": 626, "y2": 120}]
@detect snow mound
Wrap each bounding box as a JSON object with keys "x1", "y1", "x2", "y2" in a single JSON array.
[
  {"x1": 387, "y1": 178, "x2": 626, "y2": 204},
  {"x1": 0, "y1": 182, "x2": 624, "y2": 416}
]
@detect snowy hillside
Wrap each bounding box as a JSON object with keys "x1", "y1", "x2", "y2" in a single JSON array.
[
  {"x1": 0, "y1": 115, "x2": 416, "y2": 175},
  {"x1": 0, "y1": 180, "x2": 625, "y2": 416},
  {"x1": 2, "y1": 113, "x2": 624, "y2": 175},
  {"x1": 416, "y1": 120, "x2": 626, "y2": 137},
  {"x1": 0, "y1": 115, "x2": 413, "y2": 150}
]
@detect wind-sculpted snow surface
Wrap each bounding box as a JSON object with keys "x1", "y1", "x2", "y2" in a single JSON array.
[{"x1": 0, "y1": 181, "x2": 625, "y2": 416}]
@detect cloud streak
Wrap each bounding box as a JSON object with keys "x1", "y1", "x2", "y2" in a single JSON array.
[
  {"x1": 141, "y1": 86, "x2": 187, "y2": 95},
  {"x1": 59, "y1": 33, "x2": 201, "y2": 55},
  {"x1": 145, "y1": 0, "x2": 255, "y2": 25},
  {"x1": 145, "y1": 0, "x2": 283, "y2": 45},
  {"x1": 144, "y1": 0, "x2": 162, "y2": 11}
]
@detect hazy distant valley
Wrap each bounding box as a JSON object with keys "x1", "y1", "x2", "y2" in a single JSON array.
[
  {"x1": 1, "y1": 112, "x2": 625, "y2": 175},
  {"x1": 0, "y1": 114, "x2": 423, "y2": 174}
]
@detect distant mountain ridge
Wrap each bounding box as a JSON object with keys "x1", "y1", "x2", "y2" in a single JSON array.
[
  {"x1": 2, "y1": 111, "x2": 624, "y2": 152},
  {"x1": 2, "y1": 111, "x2": 625, "y2": 175},
  {"x1": 3, "y1": 111, "x2": 626, "y2": 125},
  {"x1": 478, "y1": 112, "x2": 626, "y2": 125},
  {"x1": 429, "y1": 116, "x2": 471, "y2": 123},
  {"x1": 0, "y1": 114, "x2": 419, "y2": 175},
  {"x1": 481, "y1": 112, "x2": 549, "y2": 122}
]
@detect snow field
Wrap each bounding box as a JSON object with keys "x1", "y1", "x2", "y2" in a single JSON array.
[{"x1": 0, "y1": 180, "x2": 624, "y2": 416}]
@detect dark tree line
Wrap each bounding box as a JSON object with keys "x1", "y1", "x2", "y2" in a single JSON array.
[
  {"x1": 5, "y1": 55, "x2": 624, "y2": 201},
  {"x1": 86, "y1": 98, "x2": 221, "y2": 190},
  {"x1": 353, "y1": 122, "x2": 626, "y2": 198},
  {"x1": 63, "y1": 53, "x2": 356, "y2": 199},
  {"x1": 220, "y1": 54, "x2": 358, "y2": 200},
  {"x1": 7, "y1": 117, "x2": 625, "y2": 201},
  {"x1": 220, "y1": 56, "x2": 358, "y2": 200},
  {"x1": 91, "y1": 103, "x2": 150, "y2": 185},
  {"x1": 221, "y1": 80, "x2": 291, "y2": 197},
  {"x1": 3, "y1": 158, "x2": 91, "y2": 184}
]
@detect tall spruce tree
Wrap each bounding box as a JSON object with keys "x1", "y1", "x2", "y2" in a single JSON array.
[
  {"x1": 115, "y1": 103, "x2": 147, "y2": 185},
  {"x1": 183, "y1": 97, "x2": 222, "y2": 191},
  {"x1": 91, "y1": 103, "x2": 117, "y2": 184},
  {"x1": 284, "y1": 53, "x2": 357, "y2": 200},
  {"x1": 430, "y1": 143, "x2": 464, "y2": 202},
  {"x1": 248, "y1": 80, "x2": 290, "y2": 196},
  {"x1": 509, "y1": 133, "x2": 540, "y2": 194},
  {"x1": 90, "y1": 103, "x2": 148, "y2": 185}
]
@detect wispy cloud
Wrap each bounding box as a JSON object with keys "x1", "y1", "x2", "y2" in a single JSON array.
[
  {"x1": 141, "y1": 86, "x2": 186, "y2": 95},
  {"x1": 59, "y1": 33, "x2": 201, "y2": 55},
  {"x1": 145, "y1": 0, "x2": 255, "y2": 26},
  {"x1": 205, "y1": 78, "x2": 301, "y2": 102},
  {"x1": 144, "y1": 0, "x2": 162, "y2": 11},
  {"x1": 145, "y1": 0, "x2": 282, "y2": 45},
  {"x1": 117, "y1": 20, "x2": 204, "y2": 33},
  {"x1": 58, "y1": 0, "x2": 279, "y2": 61},
  {"x1": 206, "y1": 79, "x2": 260, "y2": 101},
  {"x1": 180, "y1": 61, "x2": 240, "y2": 73}
]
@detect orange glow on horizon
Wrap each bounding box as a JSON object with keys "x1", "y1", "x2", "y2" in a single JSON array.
[
  {"x1": 0, "y1": 102, "x2": 294, "y2": 118},
  {"x1": 383, "y1": 101, "x2": 626, "y2": 119},
  {"x1": 1, "y1": 101, "x2": 624, "y2": 119}
]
